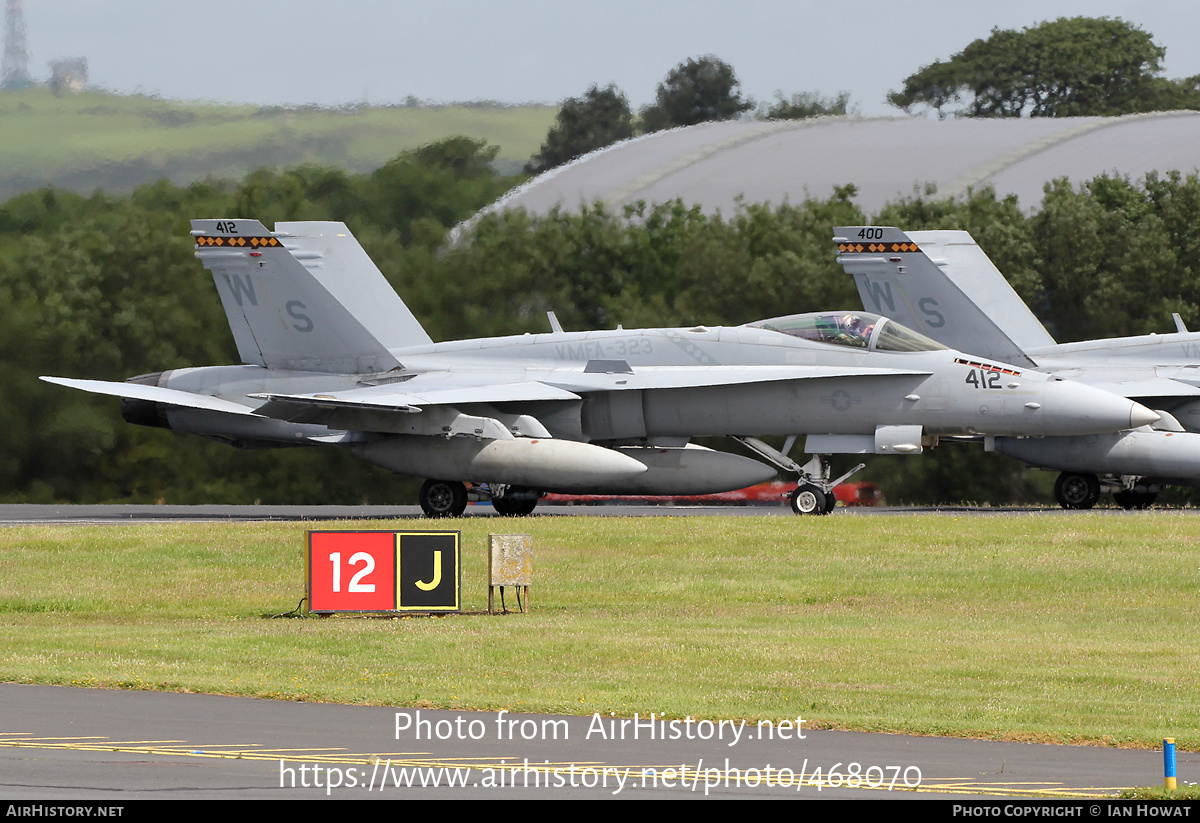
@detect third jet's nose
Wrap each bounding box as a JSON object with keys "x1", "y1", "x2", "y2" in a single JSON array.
[{"x1": 1039, "y1": 380, "x2": 1159, "y2": 436}]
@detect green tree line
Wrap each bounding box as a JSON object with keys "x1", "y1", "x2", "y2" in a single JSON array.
[
  {"x1": 525, "y1": 56, "x2": 852, "y2": 174},
  {"x1": 4, "y1": 138, "x2": 1200, "y2": 505},
  {"x1": 527, "y1": 18, "x2": 1200, "y2": 175},
  {"x1": 889, "y1": 17, "x2": 1200, "y2": 118}
]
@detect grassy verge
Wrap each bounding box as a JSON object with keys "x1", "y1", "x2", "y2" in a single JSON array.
[
  {"x1": 0, "y1": 514, "x2": 1196, "y2": 749},
  {"x1": 1121, "y1": 786, "x2": 1200, "y2": 799}
]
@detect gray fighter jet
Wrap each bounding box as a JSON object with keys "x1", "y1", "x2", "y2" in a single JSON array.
[
  {"x1": 836, "y1": 225, "x2": 1200, "y2": 509},
  {"x1": 42, "y1": 220, "x2": 1156, "y2": 516}
]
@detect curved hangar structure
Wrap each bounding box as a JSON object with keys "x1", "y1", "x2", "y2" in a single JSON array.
[{"x1": 476, "y1": 111, "x2": 1200, "y2": 220}]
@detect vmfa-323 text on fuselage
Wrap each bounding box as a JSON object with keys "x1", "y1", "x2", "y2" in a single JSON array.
[{"x1": 43, "y1": 220, "x2": 1156, "y2": 516}]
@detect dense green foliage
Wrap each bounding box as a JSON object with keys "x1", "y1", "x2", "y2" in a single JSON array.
[
  {"x1": 760, "y1": 91, "x2": 854, "y2": 120},
  {"x1": 889, "y1": 17, "x2": 1200, "y2": 117},
  {"x1": 525, "y1": 58, "x2": 854, "y2": 171},
  {"x1": 6, "y1": 134, "x2": 1200, "y2": 505},
  {"x1": 524, "y1": 84, "x2": 635, "y2": 174},
  {"x1": 640, "y1": 55, "x2": 753, "y2": 132}
]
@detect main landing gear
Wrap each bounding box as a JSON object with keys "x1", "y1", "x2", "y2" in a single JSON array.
[
  {"x1": 419, "y1": 479, "x2": 468, "y2": 517},
  {"x1": 490, "y1": 486, "x2": 540, "y2": 517},
  {"x1": 1053, "y1": 472, "x2": 1160, "y2": 510},
  {"x1": 1112, "y1": 489, "x2": 1157, "y2": 510},
  {"x1": 1053, "y1": 472, "x2": 1100, "y2": 510},
  {"x1": 418, "y1": 480, "x2": 541, "y2": 518}
]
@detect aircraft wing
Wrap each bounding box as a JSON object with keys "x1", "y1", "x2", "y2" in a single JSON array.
[
  {"x1": 1084, "y1": 378, "x2": 1200, "y2": 399},
  {"x1": 250, "y1": 379, "x2": 582, "y2": 416},
  {"x1": 246, "y1": 371, "x2": 581, "y2": 438},
  {"x1": 245, "y1": 364, "x2": 931, "y2": 436},
  {"x1": 46, "y1": 364, "x2": 933, "y2": 442},
  {"x1": 540, "y1": 364, "x2": 931, "y2": 393},
  {"x1": 253, "y1": 364, "x2": 930, "y2": 412},
  {"x1": 1031, "y1": 365, "x2": 1200, "y2": 401}
]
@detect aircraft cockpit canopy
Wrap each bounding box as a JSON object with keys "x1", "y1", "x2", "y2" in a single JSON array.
[{"x1": 745, "y1": 312, "x2": 948, "y2": 353}]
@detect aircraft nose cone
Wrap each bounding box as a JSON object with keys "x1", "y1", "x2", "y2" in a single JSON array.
[
  {"x1": 1039, "y1": 381, "x2": 1160, "y2": 436},
  {"x1": 1129, "y1": 403, "x2": 1161, "y2": 429}
]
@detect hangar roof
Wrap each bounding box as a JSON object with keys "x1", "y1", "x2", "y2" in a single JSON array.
[{"x1": 476, "y1": 111, "x2": 1200, "y2": 221}]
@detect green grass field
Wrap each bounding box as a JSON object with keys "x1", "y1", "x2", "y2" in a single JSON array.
[
  {"x1": 1, "y1": 514, "x2": 1196, "y2": 750},
  {"x1": 0, "y1": 88, "x2": 556, "y2": 197}
]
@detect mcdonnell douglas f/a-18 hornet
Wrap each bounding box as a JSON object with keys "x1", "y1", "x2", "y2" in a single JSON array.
[
  {"x1": 43, "y1": 220, "x2": 1157, "y2": 516},
  {"x1": 836, "y1": 225, "x2": 1200, "y2": 510}
]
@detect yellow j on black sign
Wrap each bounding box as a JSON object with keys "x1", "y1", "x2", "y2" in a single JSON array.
[{"x1": 397, "y1": 531, "x2": 460, "y2": 612}]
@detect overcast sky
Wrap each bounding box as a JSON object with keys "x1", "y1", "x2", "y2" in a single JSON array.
[{"x1": 17, "y1": 1, "x2": 1200, "y2": 115}]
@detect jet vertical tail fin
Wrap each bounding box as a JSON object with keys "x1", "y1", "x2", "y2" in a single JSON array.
[
  {"x1": 273, "y1": 222, "x2": 432, "y2": 352},
  {"x1": 833, "y1": 226, "x2": 1054, "y2": 368},
  {"x1": 192, "y1": 219, "x2": 425, "y2": 374}
]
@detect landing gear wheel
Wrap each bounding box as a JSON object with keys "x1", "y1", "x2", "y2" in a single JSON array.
[
  {"x1": 1054, "y1": 472, "x2": 1100, "y2": 510},
  {"x1": 790, "y1": 484, "x2": 828, "y2": 516},
  {"x1": 492, "y1": 496, "x2": 538, "y2": 516},
  {"x1": 1113, "y1": 490, "x2": 1157, "y2": 510},
  {"x1": 822, "y1": 490, "x2": 838, "y2": 514},
  {"x1": 419, "y1": 479, "x2": 468, "y2": 517}
]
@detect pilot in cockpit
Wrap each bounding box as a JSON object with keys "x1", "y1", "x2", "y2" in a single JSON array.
[{"x1": 836, "y1": 314, "x2": 872, "y2": 348}]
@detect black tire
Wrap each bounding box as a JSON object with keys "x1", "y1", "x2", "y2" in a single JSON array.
[
  {"x1": 790, "y1": 484, "x2": 827, "y2": 516},
  {"x1": 492, "y1": 495, "x2": 538, "y2": 516},
  {"x1": 419, "y1": 479, "x2": 468, "y2": 517},
  {"x1": 1054, "y1": 472, "x2": 1100, "y2": 510},
  {"x1": 1113, "y1": 490, "x2": 1157, "y2": 510},
  {"x1": 822, "y1": 489, "x2": 838, "y2": 514}
]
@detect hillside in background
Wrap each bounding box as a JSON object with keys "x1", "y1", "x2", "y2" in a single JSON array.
[{"x1": 0, "y1": 88, "x2": 556, "y2": 199}]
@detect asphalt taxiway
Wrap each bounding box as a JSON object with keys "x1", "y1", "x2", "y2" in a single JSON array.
[
  {"x1": 1, "y1": 684, "x2": 1187, "y2": 800},
  {"x1": 0, "y1": 503, "x2": 1153, "y2": 525},
  {"x1": 2, "y1": 505, "x2": 1191, "y2": 801}
]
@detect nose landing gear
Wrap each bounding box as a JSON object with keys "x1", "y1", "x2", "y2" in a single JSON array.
[
  {"x1": 735, "y1": 437, "x2": 864, "y2": 516},
  {"x1": 789, "y1": 483, "x2": 837, "y2": 515}
]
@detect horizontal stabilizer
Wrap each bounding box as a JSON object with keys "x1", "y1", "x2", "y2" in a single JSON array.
[{"x1": 40, "y1": 376, "x2": 257, "y2": 415}]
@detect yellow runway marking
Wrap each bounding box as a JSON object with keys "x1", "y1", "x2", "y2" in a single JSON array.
[{"x1": 0, "y1": 735, "x2": 1123, "y2": 797}]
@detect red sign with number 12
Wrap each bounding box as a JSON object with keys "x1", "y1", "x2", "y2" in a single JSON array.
[{"x1": 308, "y1": 531, "x2": 397, "y2": 612}]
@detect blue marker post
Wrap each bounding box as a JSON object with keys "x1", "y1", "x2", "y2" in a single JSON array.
[{"x1": 1164, "y1": 738, "x2": 1177, "y2": 792}]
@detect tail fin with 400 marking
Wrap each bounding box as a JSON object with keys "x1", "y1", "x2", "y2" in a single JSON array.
[{"x1": 833, "y1": 226, "x2": 1055, "y2": 368}]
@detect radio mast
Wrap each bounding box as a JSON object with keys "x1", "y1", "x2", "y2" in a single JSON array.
[{"x1": 2, "y1": 0, "x2": 31, "y2": 90}]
